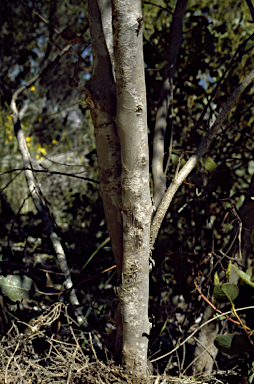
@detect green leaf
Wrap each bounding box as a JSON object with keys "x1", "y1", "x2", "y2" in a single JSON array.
[
  {"x1": 215, "y1": 334, "x2": 252, "y2": 355},
  {"x1": 246, "y1": 266, "x2": 254, "y2": 282},
  {"x1": 204, "y1": 156, "x2": 217, "y2": 172},
  {"x1": 159, "y1": 315, "x2": 171, "y2": 334},
  {"x1": 82, "y1": 237, "x2": 110, "y2": 271},
  {"x1": 213, "y1": 284, "x2": 230, "y2": 303},
  {"x1": 232, "y1": 264, "x2": 254, "y2": 288},
  {"x1": 214, "y1": 313, "x2": 226, "y2": 320},
  {"x1": 0, "y1": 275, "x2": 33, "y2": 302},
  {"x1": 214, "y1": 271, "x2": 220, "y2": 285},
  {"x1": 221, "y1": 283, "x2": 239, "y2": 302}
]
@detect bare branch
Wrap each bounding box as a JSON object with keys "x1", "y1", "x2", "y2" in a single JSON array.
[
  {"x1": 246, "y1": 0, "x2": 254, "y2": 22},
  {"x1": 12, "y1": 44, "x2": 72, "y2": 103},
  {"x1": 151, "y1": 68, "x2": 254, "y2": 248},
  {"x1": 8, "y1": 94, "x2": 86, "y2": 325},
  {"x1": 150, "y1": 306, "x2": 254, "y2": 363},
  {"x1": 0, "y1": 168, "x2": 99, "y2": 184},
  {"x1": 142, "y1": 1, "x2": 173, "y2": 15}
]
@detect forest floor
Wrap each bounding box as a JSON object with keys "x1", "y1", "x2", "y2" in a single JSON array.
[{"x1": 0, "y1": 302, "x2": 242, "y2": 384}]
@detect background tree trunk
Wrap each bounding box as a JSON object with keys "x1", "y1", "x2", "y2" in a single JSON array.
[
  {"x1": 87, "y1": 0, "x2": 123, "y2": 362},
  {"x1": 152, "y1": 0, "x2": 188, "y2": 209}
]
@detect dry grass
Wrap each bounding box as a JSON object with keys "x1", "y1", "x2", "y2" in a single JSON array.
[{"x1": 0, "y1": 302, "x2": 238, "y2": 384}]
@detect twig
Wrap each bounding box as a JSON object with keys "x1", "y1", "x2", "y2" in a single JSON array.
[
  {"x1": 194, "y1": 280, "x2": 251, "y2": 331},
  {"x1": 64, "y1": 305, "x2": 86, "y2": 362},
  {"x1": 181, "y1": 337, "x2": 218, "y2": 377},
  {"x1": 89, "y1": 332, "x2": 99, "y2": 362},
  {"x1": 142, "y1": 1, "x2": 173, "y2": 14},
  {"x1": 0, "y1": 167, "x2": 99, "y2": 184},
  {"x1": 150, "y1": 306, "x2": 254, "y2": 363},
  {"x1": 174, "y1": 153, "x2": 184, "y2": 181},
  {"x1": 76, "y1": 265, "x2": 116, "y2": 286},
  {"x1": 5, "y1": 341, "x2": 20, "y2": 383},
  {"x1": 9, "y1": 86, "x2": 86, "y2": 324},
  {"x1": 151, "y1": 67, "x2": 254, "y2": 249},
  {"x1": 246, "y1": 0, "x2": 254, "y2": 22},
  {"x1": 10, "y1": 44, "x2": 72, "y2": 106}
]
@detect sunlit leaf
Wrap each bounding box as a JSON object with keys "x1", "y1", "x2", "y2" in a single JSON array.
[{"x1": 233, "y1": 265, "x2": 254, "y2": 288}]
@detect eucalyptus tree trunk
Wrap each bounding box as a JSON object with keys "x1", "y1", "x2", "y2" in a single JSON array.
[
  {"x1": 112, "y1": 0, "x2": 152, "y2": 374},
  {"x1": 87, "y1": 0, "x2": 254, "y2": 375},
  {"x1": 87, "y1": 0, "x2": 152, "y2": 375}
]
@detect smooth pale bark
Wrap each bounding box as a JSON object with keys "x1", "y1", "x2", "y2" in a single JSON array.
[
  {"x1": 87, "y1": 0, "x2": 123, "y2": 362},
  {"x1": 112, "y1": 0, "x2": 152, "y2": 375},
  {"x1": 88, "y1": 0, "x2": 152, "y2": 374}
]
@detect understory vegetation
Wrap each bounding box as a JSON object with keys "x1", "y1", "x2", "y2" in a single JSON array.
[{"x1": 1, "y1": 0, "x2": 254, "y2": 382}]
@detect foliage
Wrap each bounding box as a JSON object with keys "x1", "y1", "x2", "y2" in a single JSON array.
[
  {"x1": 143, "y1": 0, "x2": 254, "y2": 375},
  {"x1": 212, "y1": 264, "x2": 254, "y2": 383},
  {"x1": 1, "y1": 0, "x2": 254, "y2": 378}
]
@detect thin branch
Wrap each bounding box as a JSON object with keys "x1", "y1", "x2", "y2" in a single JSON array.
[
  {"x1": 164, "y1": 77, "x2": 174, "y2": 175},
  {"x1": 142, "y1": 1, "x2": 173, "y2": 14},
  {"x1": 150, "y1": 306, "x2": 254, "y2": 363},
  {"x1": 190, "y1": 31, "x2": 254, "y2": 139},
  {"x1": 181, "y1": 337, "x2": 218, "y2": 377},
  {"x1": 150, "y1": 68, "x2": 254, "y2": 249},
  {"x1": 0, "y1": 167, "x2": 99, "y2": 184},
  {"x1": 194, "y1": 281, "x2": 251, "y2": 331},
  {"x1": 8, "y1": 93, "x2": 86, "y2": 325},
  {"x1": 12, "y1": 44, "x2": 72, "y2": 104},
  {"x1": 246, "y1": 0, "x2": 254, "y2": 22}
]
